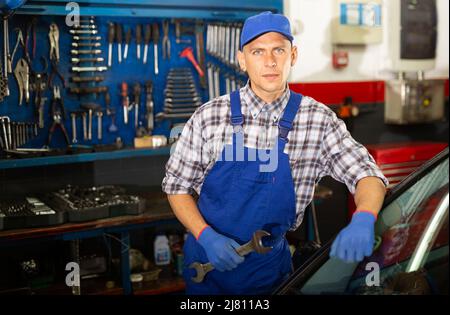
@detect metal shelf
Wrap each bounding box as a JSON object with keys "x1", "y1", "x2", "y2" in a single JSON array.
[
  {"x1": 0, "y1": 146, "x2": 171, "y2": 170},
  {"x1": 16, "y1": 0, "x2": 282, "y2": 19}
]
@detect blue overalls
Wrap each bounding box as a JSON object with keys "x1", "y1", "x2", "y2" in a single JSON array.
[{"x1": 182, "y1": 89, "x2": 303, "y2": 295}]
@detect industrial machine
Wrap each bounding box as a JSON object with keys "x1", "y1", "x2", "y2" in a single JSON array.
[{"x1": 385, "y1": 0, "x2": 445, "y2": 125}]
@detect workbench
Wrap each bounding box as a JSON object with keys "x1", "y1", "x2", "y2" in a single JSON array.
[{"x1": 0, "y1": 190, "x2": 184, "y2": 295}]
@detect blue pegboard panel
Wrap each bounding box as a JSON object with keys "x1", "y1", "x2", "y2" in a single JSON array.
[{"x1": 0, "y1": 0, "x2": 283, "y2": 168}]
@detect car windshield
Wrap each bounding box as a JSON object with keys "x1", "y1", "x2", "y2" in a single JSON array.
[{"x1": 287, "y1": 156, "x2": 449, "y2": 295}]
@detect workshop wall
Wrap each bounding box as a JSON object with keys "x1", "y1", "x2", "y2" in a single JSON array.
[{"x1": 284, "y1": 0, "x2": 449, "y2": 83}]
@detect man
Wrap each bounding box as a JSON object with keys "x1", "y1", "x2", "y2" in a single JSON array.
[{"x1": 162, "y1": 11, "x2": 388, "y2": 295}]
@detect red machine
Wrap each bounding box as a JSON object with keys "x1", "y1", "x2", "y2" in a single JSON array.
[{"x1": 347, "y1": 141, "x2": 448, "y2": 218}]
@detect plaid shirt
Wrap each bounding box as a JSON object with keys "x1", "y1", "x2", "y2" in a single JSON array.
[{"x1": 162, "y1": 83, "x2": 388, "y2": 230}]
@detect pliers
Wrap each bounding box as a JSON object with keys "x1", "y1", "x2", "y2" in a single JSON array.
[
  {"x1": 49, "y1": 23, "x2": 60, "y2": 63},
  {"x1": 47, "y1": 85, "x2": 70, "y2": 146},
  {"x1": 162, "y1": 20, "x2": 171, "y2": 60},
  {"x1": 48, "y1": 23, "x2": 65, "y2": 87},
  {"x1": 13, "y1": 58, "x2": 30, "y2": 106}
]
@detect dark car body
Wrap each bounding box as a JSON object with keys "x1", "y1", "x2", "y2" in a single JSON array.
[{"x1": 274, "y1": 147, "x2": 449, "y2": 295}]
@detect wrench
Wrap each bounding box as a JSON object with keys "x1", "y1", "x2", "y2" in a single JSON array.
[{"x1": 189, "y1": 230, "x2": 272, "y2": 283}]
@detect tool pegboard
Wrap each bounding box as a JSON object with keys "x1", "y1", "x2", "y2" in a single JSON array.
[{"x1": 0, "y1": 0, "x2": 283, "y2": 158}]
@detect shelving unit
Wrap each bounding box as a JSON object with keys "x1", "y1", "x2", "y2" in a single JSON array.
[
  {"x1": 0, "y1": 0, "x2": 284, "y2": 295},
  {"x1": 0, "y1": 146, "x2": 171, "y2": 170}
]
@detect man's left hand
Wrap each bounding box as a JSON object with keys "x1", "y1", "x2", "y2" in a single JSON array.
[{"x1": 330, "y1": 211, "x2": 376, "y2": 263}]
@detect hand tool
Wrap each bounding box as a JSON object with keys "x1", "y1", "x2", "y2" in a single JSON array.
[
  {"x1": 71, "y1": 57, "x2": 104, "y2": 63},
  {"x1": 71, "y1": 76, "x2": 104, "y2": 83},
  {"x1": 116, "y1": 23, "x2": 123, "y2": 63},
  {"x1": 152, "y1": 23, "x2": 159, "y2": 75},
  {"x1": 143, "y1": 24, "x2": 151, "y2": 64},
  {"x1": 195, "y1": 23, "x2": 207, "y2": 89},
  {"x1": 96, "y1": 111, "x2": 103, "y2": 140},
  {"x1": 132, "y1": 83, "x2": 141, "y2": 128},
  {"x1": 207, "y1": 63, "x2": 214, "y2": 100},
  {"x1": 3, "y1": 15, "x2": 12, "y2": 76},
  {"x1": 105, "y1": 90, "x2": 118, "y2": 133},
  {"x1": 165, "y1": 96, "x2": 201, "y2": 103},
  {"x1": 135, "y1": 24, "x2": 142, "y2": 60},
  {"x1": 79, "y1": 18, "x2": 95, "y2": 25},
  {"x1": 11, "y1": 28, "x2": 24, "y2": 66},
  {"x1": 1, "y1": 18, "x2": 10, "y2": 97},
  {"x1": 70, "y1": 112, "x2": 78, "y2": 144},
  {"x1": 145, "y1": 80, "x2": 154, "y2": 134},
  {"x1": 69, "y1": 86, "x2": 108, "y2": 94},
  {"x1": 162, "y1": 20, "x2": 170, "y2": 60},
  {"x1": 107, "y1": 22, "x2": 115, "y2": 67},
  {"x1": 71, "y1": 42, "x2": 101, "y2": 48},
  {"x1": 213, "y1": 66, "x2": 220, "y2": 97},
  {"x1": 189, "y1": 230, "x2": 272, "y2": 283},
  {"x1": 230, "y1": 75, "x2": 236, "y2": 91},
  {"x1": 180, "y1": 47, "x2": 204, "y2": 77},
  {"x1": 174, "y1": 19, "x2": 193, "y2": 44},
  {"x1": 13, "y1": 58, "x2": 30, "y2": 105},
  {"x1": 120, "y1": 82, "x2": 129, "y2": 124},
  {"x1": 47, "y1": 85, "x2": 70, "y2": 147},
  {"x1": 0, "y1": 116, "x2": 11, "y2": 150},
  {"x1": 73, "y1": 35, "x2": 101, "y2": 41},
  {"x1": 49, "y1": 23, "x2": 60, "y2": 63},
  {"x1": 49, "y1": 59, "x2": 66, "y2": 88},
  {"x1": 29, "y1": 58, "x2": 48, "y2": 128},
  {"x1": 70, "y1": 29, "x2": 98, "y2": 35},
  {"x1": 124, "y1": 28, "x2": 131, "y2": 60},
  {"x1": 80, "y1": 103, "x2": 100, "y2": 141},
  {"x1": 71, "y1": 49, "x2": 102, "y2": 55},
  {"x1": 74, "y1": 25, "x2": 97, "y2": 30},
  {"x1": 155, "y1": 112, "x2": 196, "y2": 121},
  {"x1": 71, "y1": 66, "x2": 108, "y2": 72},
  {"x1": 229, "y1": 24, "x2": 236, "y2": 65},
  {"x1": 81, "y1": 111, "x2": 88, "y2": 140},
  {"x1": 224, "y1": 74, "x2": 231, "y2": 95}
]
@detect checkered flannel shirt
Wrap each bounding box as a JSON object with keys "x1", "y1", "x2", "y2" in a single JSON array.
[{"x1": 162, "y1": 83, "x2": 388, "y2": 230}]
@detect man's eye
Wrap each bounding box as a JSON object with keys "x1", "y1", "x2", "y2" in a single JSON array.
[
  {"x1": 275, "y1": 48, "x2": 285, "y2": 54},
  {"x1": 252, "y1": 50, "x2": 262, "y2": 55}
]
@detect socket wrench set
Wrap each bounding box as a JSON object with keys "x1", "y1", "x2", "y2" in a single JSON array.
[
  {"x1": 43, "y1": 185, "x2": 145, "y2": 222},
  {"x1": 0, "y1": 197, "x2": 65, "y2": 230}
]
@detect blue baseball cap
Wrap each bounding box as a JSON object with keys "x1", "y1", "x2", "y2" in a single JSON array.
[{"x1": 240, "y1": 11, "x2": 294, "y2": 51}]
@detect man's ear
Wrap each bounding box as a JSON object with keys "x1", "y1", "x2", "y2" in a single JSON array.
[
  {"x1": 237, "y1": 50, "x2": 246, "y2": 72},
  {"x1": 290, "y1": 45, "x2": 298, "y2": 67}
]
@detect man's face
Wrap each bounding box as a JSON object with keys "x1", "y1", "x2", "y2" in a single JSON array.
[{"x1": 237, "y1": 32, "x2": 298, "y2": 97}]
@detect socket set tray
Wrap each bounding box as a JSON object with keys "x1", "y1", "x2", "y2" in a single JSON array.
[
  {"x1": 43, "y1": 185, "x2": 146, "y2": 222},
  {"x1": 0, "y1": 197, "x2": 65, "y2": 231}
]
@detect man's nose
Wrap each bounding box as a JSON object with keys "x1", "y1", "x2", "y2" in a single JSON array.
[{"x1": 264, "y1": 53, "x2": 277, "y2": 68}]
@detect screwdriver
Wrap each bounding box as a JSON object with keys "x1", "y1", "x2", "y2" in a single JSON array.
[
  {"x1": 135, "y1": 24, "x2": 142, "y2": 60},
  {"x1": 152, "y1": 22, "x2": 159, "y2": 75},
  {"x1": 116, "y1": 23, "x2": 123, "y2": 63},
  {"x1": 143, "y1": 24, "x2": 151, "y2": 64},
  {"x1": 133, "y1": 83, "x2": 141, "y2": 128},
  {"x1": 107, "y1": 22, "x2": 115, "y2": 67},
  {"x1": 124, "y1": 28, "x2": 131, "y2": 60},
  {"x1": 105, "y1": 91, "x2": 118, "y2": 133},
  {"x1": 121, "y1": 82, "x2": 129, "y2": 124}
]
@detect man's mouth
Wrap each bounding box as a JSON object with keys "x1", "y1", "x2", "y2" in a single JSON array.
[{"x1": 262, "y1": 74, "x2": 280, "y2": 80}]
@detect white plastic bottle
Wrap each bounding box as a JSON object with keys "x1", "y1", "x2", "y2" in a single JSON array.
[{"x1": 154, "y1": 234, "x2": 171, "y2": 266}]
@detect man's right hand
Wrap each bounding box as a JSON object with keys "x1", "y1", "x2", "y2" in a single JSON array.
[{"x1": 197, "y1": 226, "x2": 244, "y2": 272}]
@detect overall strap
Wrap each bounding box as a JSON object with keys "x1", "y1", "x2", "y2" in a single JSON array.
[
  {"x1": 278, "y1": 91, "x2": 302, "y2": 143},
  {"x1": 230, "y1": 90, "x2": 244, "y2": 128}
]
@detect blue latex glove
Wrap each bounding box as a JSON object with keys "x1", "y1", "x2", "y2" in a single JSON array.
[
  {"x1": 197, "y1": 226, "x2": 244, "y2": 272},
  {"x1": 330, "y1": 211, "x2": 376, "y2": 263}
]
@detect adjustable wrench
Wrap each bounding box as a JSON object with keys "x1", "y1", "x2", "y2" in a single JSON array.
[{"x1": 189, "y1": 230, "x2": 272, "y2": 283}]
